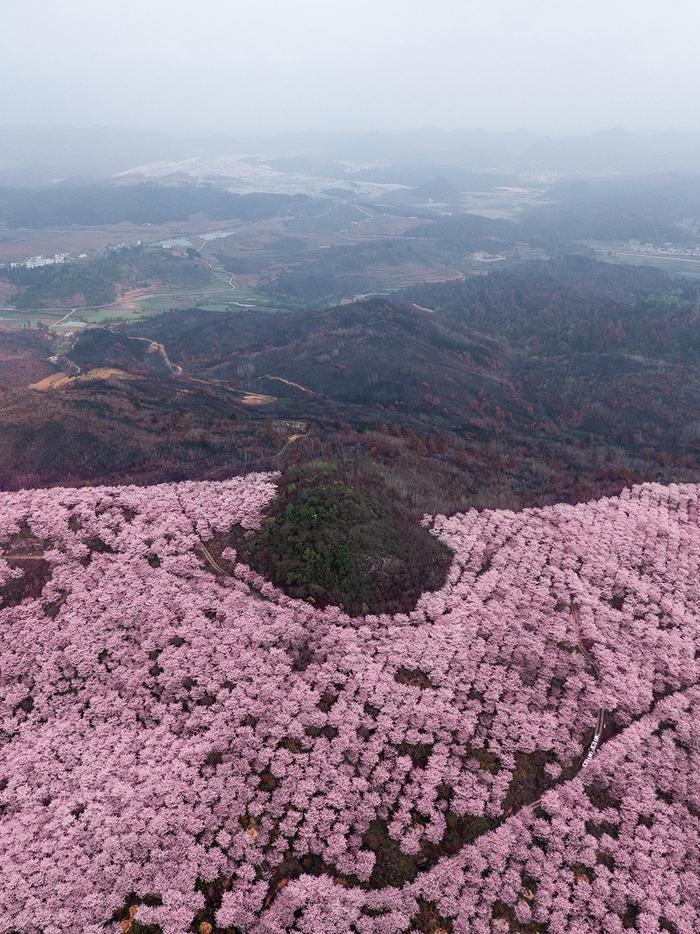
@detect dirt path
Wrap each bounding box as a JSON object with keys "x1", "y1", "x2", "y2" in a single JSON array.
[
  {"x1": 186, "y1": 376, "x2": 275, "y2": 406},
  {"x1": 195, "y1": 246, "x2": 237, "y2": 292},
  {"x1": 199, "y1": 541, "x2": 229, "y2": 576},
  {"x1": 54, "y1": 307, "x2": 79, "y2": 326},
  {"x1": 273, "y1": 432, "x2": 308, "y2": 458},
  {"x1": 263, "y1": 375, "x2": 315, "y2": 395},
  {"x1": 122, "y1": 334, "x2": 183, "y2": 375},
  {"x1": 570, "y1": 603, "x2": 606, "y2": 770}
]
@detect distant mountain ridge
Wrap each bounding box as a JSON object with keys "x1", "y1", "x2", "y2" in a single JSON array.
[
  {"x1": 2, "y1": 125, "x2": 700, "y2": 185},
  {"x1": 518, "y1": 127, "x2": 700, "y2": 173}
]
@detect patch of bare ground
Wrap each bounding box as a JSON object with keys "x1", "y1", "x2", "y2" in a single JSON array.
[
  {"x1": 29, "y1": 368, "x2": 136, "y2": 391},
  {"x1": 502, "y1": 750, "x2": 557, "y2": 815},
  {"x1": 239, "y1": 392, "x2": 275, "y2": 406},
  {"x1": 1, "y1": 521, "x2": 52, "y2": 606},
  {"x1": 410, "y1": 899, "x2": 453, "y2": 933}
]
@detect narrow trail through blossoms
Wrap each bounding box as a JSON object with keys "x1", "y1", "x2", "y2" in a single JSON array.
[
  {"x1": 1, "y1": 477, "x2": 698, "y2": 934},
  {"x1": 570, "y1": 604, "x2": 606, "y2": 772}
]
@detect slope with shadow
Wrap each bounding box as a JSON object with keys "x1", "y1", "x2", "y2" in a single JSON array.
[
  {"x1": 1, "y1": 257, "x2": 699, "y2": 511},
  {"x1": 66, "y1": 327, "x2": 181, "y2": 378},
  {"x1": 399, "y1": 256, "x2": 700, "y2": 454},
  {"x1": 0, "y1": 370, "x2": 283, "y2": 491},
  {"x1": 191, "y1": 299, "x2": 522, "y2": 426},
  {"x1": 0, "y1": 330, "x2": 55, "y2": 389},
  {"x1": 120, "y1": 258, "x2": 700, "y2": 509}
]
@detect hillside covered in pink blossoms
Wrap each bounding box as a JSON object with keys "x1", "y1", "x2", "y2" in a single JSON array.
[{"x1": 1, "y1": 475, "x2": 699, "y2": 934}]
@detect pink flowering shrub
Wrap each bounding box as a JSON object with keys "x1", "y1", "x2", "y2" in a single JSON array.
[{"x1": 0, "y1": 477, "x2": 698, "y2": 933}]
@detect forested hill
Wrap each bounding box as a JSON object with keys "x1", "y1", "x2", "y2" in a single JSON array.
[
  {"x1": 2, "y1": 257, "x2": 700, "y2": 514},
  {"x1": 0, "y1": 183, "x2": 314, "y2": 227},
  {"x1": 399, "y1": 256, "x2": 698, "y2": 358}
]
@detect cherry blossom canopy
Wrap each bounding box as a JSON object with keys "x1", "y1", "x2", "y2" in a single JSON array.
[{"x1": 0, "y1": 476, "x2": 698, "y2": 933}]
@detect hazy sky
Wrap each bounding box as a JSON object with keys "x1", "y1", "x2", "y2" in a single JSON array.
[{"x1": 3, "y1": 0, "x2": 700, "y2": 137}]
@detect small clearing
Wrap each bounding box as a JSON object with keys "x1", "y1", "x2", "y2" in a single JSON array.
[
  {"x1": 239, "y1": 392, "x2": 275, "y2": 406},
  {"x1": 29, "y1": 368, "x2": 136, "y2": 391}
]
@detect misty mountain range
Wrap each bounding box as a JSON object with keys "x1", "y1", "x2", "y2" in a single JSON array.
[{"x1": 3, "y1": 125, "x2": 700, "y2": 185}]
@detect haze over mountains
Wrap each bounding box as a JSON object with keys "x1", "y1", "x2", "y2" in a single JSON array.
[
  {"x1": 3, "y1": 118, "x2": 700, "y2": 512},
  {"x1": 4, "y1": 125, "x2": 700, "y2": 186}
]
